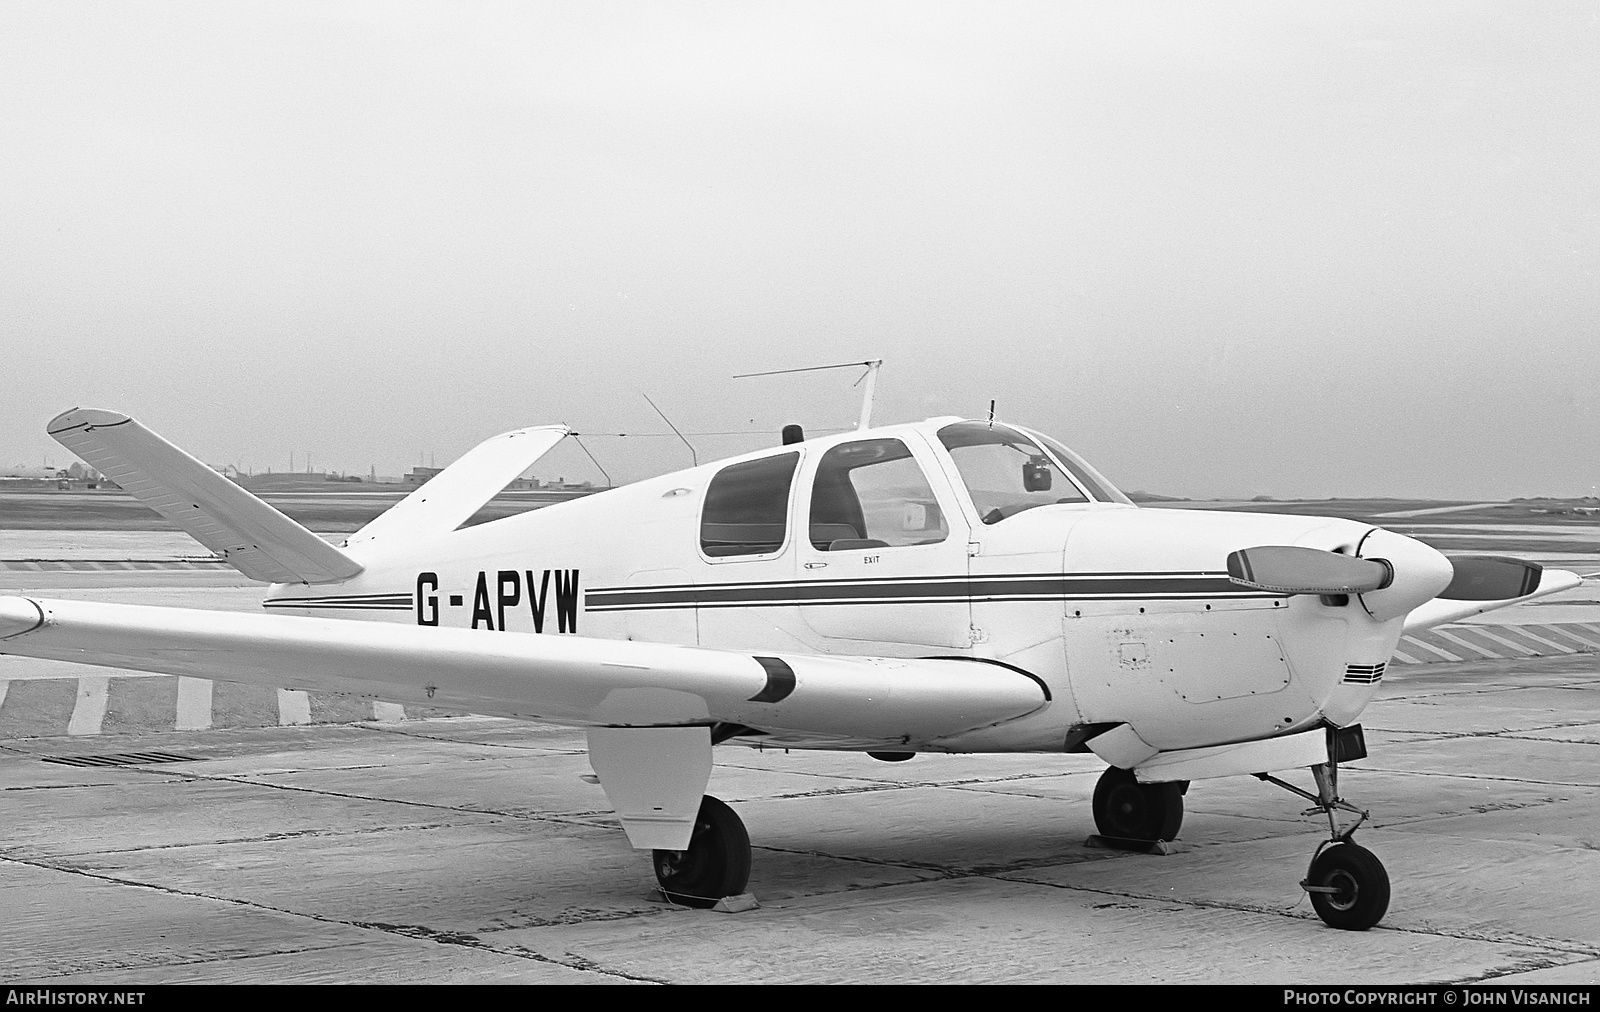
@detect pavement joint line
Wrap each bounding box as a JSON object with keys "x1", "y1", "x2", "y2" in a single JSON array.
[
  {"x1": 0, "y1": 852, "x2": 662, "y2": 983},
  {"x1": 989, "y1": 869, "x2": 1600, "y2": 963},
  {"x1": 1360, "y1": 718, "x2": 1600, "y2": 738},
  {"x1": 1352, "y1": 766, "x2": 1600, "y2": 789},
  {"x1": 111, "y1": 762, "x2": 627, "y2": 828},
  {"x1": 31, "y1": 818, "x2": 496, "y2": 859},
  {"x1": 355, "y1": 722, "x2": 582, "y2": 752},
  {"x1": 15, "y1": 940, "x2": 397, "y2": 982}
]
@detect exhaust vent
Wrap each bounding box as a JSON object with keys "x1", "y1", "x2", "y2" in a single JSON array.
[{"x1": 1342, "y1": 662, "x2": 1386, "y2": 685}]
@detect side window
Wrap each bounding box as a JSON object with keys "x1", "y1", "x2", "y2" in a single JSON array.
[
  {"x1": 809, "y1": 438, "x2": 949, "y2": 551},
  {"x1": 700, "y1": 452, "x2": 800, "y2": 557}
]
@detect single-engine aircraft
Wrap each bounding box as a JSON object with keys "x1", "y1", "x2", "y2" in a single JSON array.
[{"x1": 0, "y1": 407, "x2": 1580, "y2": 930}]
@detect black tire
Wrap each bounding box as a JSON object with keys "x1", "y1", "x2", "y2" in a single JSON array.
[
  {"x1": 1091, "y1": 766, "x2": 1184, "y2": 842},
  {"x1": 1307, "y1": 842, "x2": 1389, "y2": 931},
  {"x1": 652, "y1": 795, "x2": 751, "y2": 909}
]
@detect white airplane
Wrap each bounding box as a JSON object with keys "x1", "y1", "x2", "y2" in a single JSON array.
[{"x1": 0, "y1": 407, "x2": 1579, "y2": 930}]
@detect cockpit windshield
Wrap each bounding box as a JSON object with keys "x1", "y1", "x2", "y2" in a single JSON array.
[
  {"x1": 936, "y1": 421, "x2": 1131, "y2": 524},
  {"x1": 1024, "y1": 428, "x2": 1134, "y2": 506}
]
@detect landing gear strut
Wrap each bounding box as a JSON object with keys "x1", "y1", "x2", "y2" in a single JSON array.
[
  {"x1": 652, "y1": 795, "x2": 751, "y2": 908},
  {"x1": 1092, "y1": 766, "x2": 1185, "y2": 845},
  {"x1": 1257, "y1": 759, "x2": 1390, "y2": 931}
]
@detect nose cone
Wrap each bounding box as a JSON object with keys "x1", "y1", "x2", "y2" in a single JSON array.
[{"x1": 1356, "y1": 528, "x2": 1454, "y2": 622}]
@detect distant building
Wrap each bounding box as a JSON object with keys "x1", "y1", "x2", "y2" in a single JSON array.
[
  {"x1": 404, "y1": 466, "x2": 547, "y2": 491},
  {"x1": 404, "y1": 466, "x2": 444, "y2": 486}
]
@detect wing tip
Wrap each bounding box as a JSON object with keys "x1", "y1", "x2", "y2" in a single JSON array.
[{"x1": 48, "y1": 407, "x2": 130, "y2": 435}]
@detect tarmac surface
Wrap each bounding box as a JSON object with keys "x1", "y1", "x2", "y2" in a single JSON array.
[{"x1": 2, "y1": 528, "x2": 1598, "y2": 984}]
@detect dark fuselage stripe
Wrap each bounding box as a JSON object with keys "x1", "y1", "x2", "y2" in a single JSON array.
[{"x1": 585, "y1": 575, "x2": 1268, "y2": 611}]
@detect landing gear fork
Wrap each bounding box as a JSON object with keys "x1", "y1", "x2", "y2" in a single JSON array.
[{"x1": 1255, "y1": 755, "x2": 1390, "y2": 931}]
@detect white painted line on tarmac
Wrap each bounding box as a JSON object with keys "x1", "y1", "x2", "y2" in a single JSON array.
[
  {"x1": 1464, "y1": 626, "x2": 1541, "y2": 656},
  {"x1": 371, "y1": 701, "x2": 407, "y2": 723},
  {"x1": 278, "y1": 689, "x2": 312, "y2": 725},
  {"x1": 1547, "y1": 625, "x2": 1600, "y2": 651},
  {"x1": 1491, "y1": 625, "x2": 1576, "y2": 655},
  {"x1": 1399, "y1": 636, "x2": 1462, "y2": 662},
  {"x1": 1429, "y1": 628, "x2": 1498, "y2": 659},
  {"x1": 175, "y1": 676, "x2": 213, "y2": 730},
  {"x1": 0, "y1": 679, "x2": 8, "y2": 711},
  {"x1": 1390, "y1": 648, "x2": 1420, "y2": 665},
  {"x1": 67, "y1": 676, "x2": 109, "y2": 735},
  {"x1": 1371, "y1": 502, "x2": 1505, "y2": 519}
]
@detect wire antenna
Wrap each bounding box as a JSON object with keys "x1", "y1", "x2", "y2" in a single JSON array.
[
  {"x1": 734, "y1": 359, "x2": 883, "y2": 430},
  {"x1": 640, "y1": 392, "x2": 698, "y2": 467},
  {"x1": 569, "y1": 434, "x2": 613, "y2": 488}
]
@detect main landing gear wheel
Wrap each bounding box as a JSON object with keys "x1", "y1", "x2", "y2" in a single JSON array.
[
  {"x1": 652, "y1": 795, "x2": 751, "y2": 909},
  {"x1": 1304, "y1": 841, "x2": 1390, "y2": 931},
  {"x1": 1092, "y1": 766, "x2": 1184, "y2": 843}
]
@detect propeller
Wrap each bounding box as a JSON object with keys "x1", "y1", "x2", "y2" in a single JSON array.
[
  {"x1": 1438, "y1": 556, "x2": 1542, "y2": 601},
  {"x1": 1228, "y1": 545, "x2": 1545, "y2": 607},
  {"x1": 1226, "y1": 546, "x2": 1392, "y2": 595}
]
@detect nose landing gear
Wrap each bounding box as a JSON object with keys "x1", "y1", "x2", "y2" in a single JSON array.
[{"x1": 1256, "y1": 759, "x2": 1390, "y2": 931}]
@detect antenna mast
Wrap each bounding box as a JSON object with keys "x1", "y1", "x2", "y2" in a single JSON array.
[{"x1": 734, "y1": 359, "x2": 884, "y2": 430}]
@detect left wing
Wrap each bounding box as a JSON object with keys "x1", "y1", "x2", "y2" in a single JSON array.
[{"x1": 0, "y1": 596, "x2": 1048, "y2": 744}]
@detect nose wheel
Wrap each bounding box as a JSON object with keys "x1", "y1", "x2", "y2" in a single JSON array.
[
  {"x1": 652, "y1": 795, "x2": 751, "y2": 909},
  {"x1": 1304, "y1": 840, "x2": 1390, "y2": 931},
  {"x1": 1257, "y1": 759, "x2": 1390, "y2": 931}
]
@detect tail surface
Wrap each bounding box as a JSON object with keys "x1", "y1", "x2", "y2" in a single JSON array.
[{"x1": 48, "y1": 408, "x2": 363, "y2": 585}]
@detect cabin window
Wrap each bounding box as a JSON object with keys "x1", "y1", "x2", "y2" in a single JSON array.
[
  {"x1": 936, "y1": 421, "x2": 1088, "y2": 524},
  {"x1": 700, "y1": 451, "x2": 800, "y2": 557},
  {"x1": 808, "y1": 438, "x2": 949, "y2": 551}
]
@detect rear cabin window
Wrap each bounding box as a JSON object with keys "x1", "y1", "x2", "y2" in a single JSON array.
[
  {"x1": 808, "y1": 438, "x2": 949, "y2": 551},
  {"x1": 700, "y1": 451, "x2": 800, "y2": 557}
]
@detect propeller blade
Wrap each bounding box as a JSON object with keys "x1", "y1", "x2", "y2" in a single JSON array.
[
  {"x1": 1226, "y1": 546, "x2": 1393, "y2": 595},
  {"x1": 1440, "y1": 556, "x2": 1543, "y2": 601}
]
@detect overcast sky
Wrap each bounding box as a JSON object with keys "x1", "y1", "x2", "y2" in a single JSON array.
[{"x1": 2, "y1": 2, "x2": 1596, "y2": 498}]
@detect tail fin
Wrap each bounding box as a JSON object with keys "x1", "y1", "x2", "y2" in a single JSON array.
[
  {"x1": 346, "y1": 424, "x2": 569, "y2": 550},
  {"x1": 48, "y1": 408, "x2": 363, "y2": 585}
]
